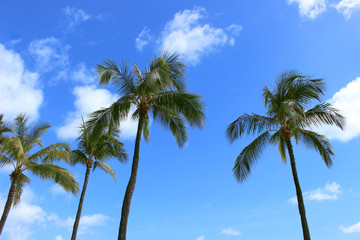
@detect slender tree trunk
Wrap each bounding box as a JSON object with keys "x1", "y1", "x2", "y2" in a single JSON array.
[
  {"x1": 285, "y1": 136, "x2": 311, "y2": 240},
  {"x1": 0, "y1": 176, "x2": 17, "y2": 236},
  {"x1": 118, "y1": 114, "x2": 145, "y2": 240},
  {"x1": 71, "y1": 167, "x2": 91, "y2": 240}
]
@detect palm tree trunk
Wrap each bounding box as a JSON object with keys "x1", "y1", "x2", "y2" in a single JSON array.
[
  {"x1": 285, "y1": 136, "x2": 311, "y2": 240},
  {"x1": 71, "y1": 167, "x2": 91, "y2": 240},
  {"x1": 118, "y1": 114, "x2": 145, "y2": 240},
  {"x1": 0, "y1": 176, "x2": 17, "y2": 236}
]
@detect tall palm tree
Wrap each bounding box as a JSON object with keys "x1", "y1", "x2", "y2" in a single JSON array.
[
  {"x1": 0, "y1": 114, "x2": 79, "y2": 236},
  {"x1": 226, "y1": 70, "x2": 345, "y2": 240},
  {"x1": 70, "y1": 118, "x2": 127, "y2": 240},
  {"x1": 88, "y1": 52, "x2": 205, "y2": 240}
]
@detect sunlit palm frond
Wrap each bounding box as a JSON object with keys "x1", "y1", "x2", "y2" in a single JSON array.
[
  {"x1": 13, "y1": 173, "x2": 30, "y2": 206},
  {"x1": 93, "y1": 161, "x2": 116, "y2": 180},
  {"x1": 69, "y1": 150, "x2": 88, "y2": 166},
  {"x1": 28, "y1": 163, "x2": 79, "y2": 194},
  {"x1": 28, "y1": 143, "x2": 70, "y2": 164}
]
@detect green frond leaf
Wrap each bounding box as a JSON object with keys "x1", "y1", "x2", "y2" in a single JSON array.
[
  {"x1": 93, "y1": 161, "x2": 116, "y2": 181},
  {"x1": 13, "y1": 173, "x2": 31, "y2": 206}
]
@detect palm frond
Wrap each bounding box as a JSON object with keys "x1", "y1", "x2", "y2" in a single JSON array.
[
  {"x1": 293, "y1": 128, "x2": 334, "y2": 167},
  {"x1": 226, "y1": 114, "x2": 277, "y2": 143},
  {"x1": 28, "y1": 163, "x2": 79, "y2": 194},
  {"x1": 69, "y1": 150, "x2": 88, "y2": 166},
  {"x1": 93, "y1": 161, "x2": 116, "y2": 180},
  {"x1": 28, "y1": 142, "x2": 70, "y2": 164},
  {"x1": 13, "y1": 173, "x2": 31, "y2": 206},
  {"x1": 233, "y1": 131, "x2": 271, "y2": 182},
  {"x1": 269, "y1": 131, "x2": 288, "y2": 163},
  {"x1": 152, "y1": 91, "x2": 205, "y2": 129}
]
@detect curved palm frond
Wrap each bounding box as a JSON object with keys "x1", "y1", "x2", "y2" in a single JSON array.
[
  {"x1": 151, "y1": 91, "x2": 205, "y2": 129},
  {"x1": 269, "y1": 131, "x2": 288, "y2": 163},
  {"x1": 69, "y1": 150, "x2": 88, "y2": 166},
  {"x1": 28, "y1": 143, "x2": 70, "y2": 164},
  {"x1": 13, "y1": 173, "x2": 31, "y2": 206},
  {"x1": 293, "y1": 128, "x2": 334, "y2": 167},
  {"x1": 22, "y1": 121, "x2": 51, "y2": 152},
  {"x1": 93, "y1": 161, "x2": 116, "y2": 180},
  {"x1": 152, "y1": 104, "x2": 187, "y2": 147},
  {"x1": 28, "y1": 163, "x2": 79, "y2": 194},
  {"x1": 226, "y1": 114, "x2": 277, "y2": 143},
  {"x1": 233, "y1": 131, "x2": 271, "y2": 182},
  {"x1": 97, "y1": 59, "x2": 136, "y2": 96}
]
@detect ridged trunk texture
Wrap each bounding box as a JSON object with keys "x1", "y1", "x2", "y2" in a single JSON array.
[
  {"x1": 118, "y1": 114, "x2": 145, "y2": 240},
  {"x1": 71, "y1": 167, "x2": 91, "y2": 240},
  {"x1": 0, "y1": 176, "x2": 17, "y2": 236},
  {"x1": 285, "y1": 136, "x2": 311, "y2": 240}
]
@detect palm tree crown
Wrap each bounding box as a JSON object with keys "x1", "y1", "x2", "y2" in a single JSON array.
[
  {"x1": 88, "y1": 52, "x2": 205, "y2": 240},
  {"x1": 70, "y1": 118, "x2": 127, "y2": 240},
  {"x1": 0, "y1": 114, "x2": 79, "y2": 236},
  {"x1": 226, "y1": 70, "x2": 345, "y2": 240}
]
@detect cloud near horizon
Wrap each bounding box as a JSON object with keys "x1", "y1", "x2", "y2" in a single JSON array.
[{"x1": 289, "y1": 182, "x2": 341, "y2": 204}]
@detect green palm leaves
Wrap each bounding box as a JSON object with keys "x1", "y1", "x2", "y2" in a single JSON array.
[
  {"x1": 0, "y1": 114, "x2": 79, "y2": 236},
  {"x1": 89, "y1": 52, "x2": 205, "y2": 240},
  {"x1": 227, "y1": 70, "x2": 345, "y2": 182},
  {"x1": 226, "y1": 70, "x2": 345, "y2": 240}
]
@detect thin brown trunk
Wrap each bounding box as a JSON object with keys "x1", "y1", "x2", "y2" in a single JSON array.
[
  {"x1": 285, "y1": 136, "x2": 311, "y2": 240},
  {"x1": 71, "y1": 167, "x2": 91, "y2": 240},
  {"x1": 0, "y1": 175, "x2": 17, "y2": 236},
  {"x1": 118, "y1": 114, "x2": 145, "y2": 240}
]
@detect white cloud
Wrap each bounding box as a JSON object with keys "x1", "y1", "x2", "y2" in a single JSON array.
[
  {"x1": 288, "y1": 0, "x2": 327, "y2": 20},
  {"x1": 49, "y1": 184, "x2": 68, "y2": 196},
  {"x1": 340, "y1": 221, "x2": 360, "y2": 233},
  {"x1": 54, "y1": 213, "x2": 109, "y2": 235},
  {"x1": 317, "y1": 77, "x2": 360, "y2": 142},
  {"x1": 55, "y1": 235, "x2": 64, "y2": 240},
  {"x1": 0, "y1": 189, "x2": 47, "y2": 240},
  {"x1": 220, "y1": 227, "x2": 241, "y2": 236},
  {"x1": 29, "y1": 37, "x2": 70, "y2": 78},
  {"x1": 289, "y1": 182, "x2": 341, "y2": 204},
  {"x1": 333, "y1": 0, "x2": 360, "y2": 19},
  {"x1": 136, "y1": 27, "x2": 153, "y2": 51},
  {"x1": 70, "y1": 62, "x2": 96, "y2": 84},
  {"x1": 157, "y1": 7, "x2": 242, "y2": 65},
  {"x1": 196, "y1": 235, "x2": 205, "y2": 240},
  {"x1": 57, "y1": 85, "x2": 138, "y2": 140},
  {"x1": 0, "y1": 43, "x2": 43, "y2": 120},
  {"x1": 63, "y1": 6, "x2": 91, "y2": 29}
]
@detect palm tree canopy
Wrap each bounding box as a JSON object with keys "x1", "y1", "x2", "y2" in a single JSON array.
[
  {"x1": 226, "y1": 70, "x2": 345, "y2": 182},
  {"x1": 0, "y1": 114, "x2": 79, "y2": 205},
  {"x1": 70, "y1": 118, "x2": 127, "y2": 180},
  {"x1": 88, "y1": 52, "x2": 205, "y2": 147}
]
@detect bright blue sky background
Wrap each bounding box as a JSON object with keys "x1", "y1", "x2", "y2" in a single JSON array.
[{"x1": 1, "y1": 0, "x2": 360, "y2": 239}]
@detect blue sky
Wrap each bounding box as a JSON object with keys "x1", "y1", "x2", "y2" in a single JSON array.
[{"x1": 1, "y1": 0, "x2": 360, "y2": 239}]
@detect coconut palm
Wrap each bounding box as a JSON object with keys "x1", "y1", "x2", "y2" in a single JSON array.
[
  {"x1": 226, "y1": 70, "x2": 345, "y2": 240},
  {"x1": 0, "y1": 114, "x2": 79, "y2": 236},
  {"x1": 88, "y1": 52, "x2": 205, "y2": 240},
  {"x1": 70, "y1": 118, "x2": 127, "y2": 240}
]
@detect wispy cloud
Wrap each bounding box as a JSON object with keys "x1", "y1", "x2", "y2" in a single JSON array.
[
  {"x1": 288, "y1": 0, "x2": 327, "y2": 20},
  {"x1": 333, "y1": 0, "x2": 360, "y2": 19},
  {"x1": 340, "y1": 221, "x2": 360, "y2": 233},
  {"x1": 289, "y1": 182, "x2": 341, "y2": 204},
  {"x1": 29, "y1": 37, "x2": 70, "y2": 79},
  {"x1": 196, "y1": 235, "x2": 205, "y2": 240},
  {"x1": 0, "y1": 43, "x2": 43, "y2": 120},
  {"x1": 220, "y1": 227, "x2": 241, "y2": 236},
  {"x1": 63, "y1": 6, "x2": 91, "y2": 30},
  {"x1": 317, "y1": 77, "x2": 360, "y2": 142},
  {"x1": 136, "y1": 7, "x2": 242, "y2": 65},
  {"x1": 70, "y1": 62, "x2": 97, "y2": 84},
  {"x1": 135, "y1": 27, "x2": 153, "y2": 51}
]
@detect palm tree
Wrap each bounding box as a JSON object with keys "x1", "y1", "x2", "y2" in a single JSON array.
[
  {"x1": 0, "y1": 114, "x2": 11, "y2": 145},
  {"x1": 88, "y1": 52, "x2": 205, "y2": 240},
  {"x1": 70, "y1": 118, "x2": 127, "y2": 240},
  {"x1": 0, "y1": 114, "x2": 79, "y2": 236},
  {"x1": 226, "y1": 70, "x2": 345, "y2": 240}
]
